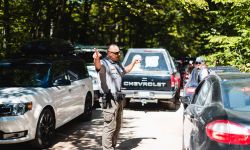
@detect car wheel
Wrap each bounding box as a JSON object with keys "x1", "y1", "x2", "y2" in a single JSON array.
[
  {"x1": 80, "y1": 93, "x2": 93, "y2": 121},
  {"x1": 123, "y1": 98, "x2": 130, "y2": 108},
  {"x1": 32, "y1": 108, "x2": 55, "y2": 149},
  {"x1": 166, "y1": 102, "x2": 177, "y2": 110}
]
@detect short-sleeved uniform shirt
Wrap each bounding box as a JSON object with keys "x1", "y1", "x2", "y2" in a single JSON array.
[{"x1": 98, "y1": 57, "x2": 125, "y2": 94}]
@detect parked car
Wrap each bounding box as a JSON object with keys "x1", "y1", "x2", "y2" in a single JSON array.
[
  {"x1": 181, "y1": 67, "x2": 199, "y2": 109},
  {"x1": 175, "y1": 57, "x2": 195, "y2": 88},
  {"x1": 121, "y1": 48, "x2": 180, "y2": 109},
  {"x1": 0, "y1": 39, "x2": 94, "y2": 148},
  {"x1": 73, "y1": 44, "x2": 107, "y2": 106},
  {"x1": 182, "y1": 72, "x2": 250, "y2": 150},
  {"x1": 181, "y1": 65, "x2": 241, "y2": 109}
]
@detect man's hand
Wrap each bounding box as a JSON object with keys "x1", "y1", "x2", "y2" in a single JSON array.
[
  {"x1": 93, "y1": 48, "x2": 102, "y2": 71},
  {"x1": 93, "y1": 48, "x2": 102, "y2": 59},
  {"x1": 124, "y1": 57, "x2": 141, "y2": 73},
  {"x1": 134, "y1": 58, "x2": 141, "y2": 64}
]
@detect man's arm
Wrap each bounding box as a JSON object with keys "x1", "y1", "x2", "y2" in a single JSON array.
[
  {"x1": 124, "y1": 59, "x2": 140, "y2": 73},
  {"x1": 93, "y1": 48, "x2": 102, "y2": 71}
]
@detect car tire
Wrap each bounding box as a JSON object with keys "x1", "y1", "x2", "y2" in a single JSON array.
[
  {"x1": 80, "y1": 93, "x2": 93, "y2": 121},
  {"x1": 31, "y1": 108, "x2": 55, "y2": 149},
  {"x1": 160, "y1": 95, "x2": 180, "y2": 110},
  {"x1": 123, "y1": 98, "x2": 130, "y2": 108}
]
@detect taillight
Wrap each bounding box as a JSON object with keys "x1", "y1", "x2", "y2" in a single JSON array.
[
  {"x1": 171, "y1": 74, "x2": 175, "y2": 88},
  {"x1": 186, "y1": 87, "x2": 196, "y2": 94},
  {"x1": 206, "y1": 120, "x2": 250, "y2": 145},
  {"x1": 171, "y1": 74, "x2": 180, "y2": 89}
]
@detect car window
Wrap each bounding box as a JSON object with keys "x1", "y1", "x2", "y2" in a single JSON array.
[
  {"x1": 165, "y1": 51, "x2": 177, "y2": 73},
  {"x1": 67, "y1": 70, "x2": 79, "y2": 81},
  {"x1": 69, "y1": 60, "x2": 89, "y2": 79},
  {"x1": 51, "y1": 62, "x2": 68, "y2": 82},
  {"x1": 124, "y1": 52, "x2": 169, "y2": 72},
  {"x1": 222, "y1": 79, "x2": 250, "y2": 111},
  {"x1": 0, "y1": 63, "x2": 51, "y2": 87},
  {"x1": 186, "y1": 68, "x2": 199, "y2": 87}
]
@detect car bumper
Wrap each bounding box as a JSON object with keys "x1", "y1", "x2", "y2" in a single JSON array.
[
  {"x1": 122, "y1": 90, "x2": 176, "y2": 101},
  {"x1": 0, "y1": 112, "x2": 37, "y2": 144}
]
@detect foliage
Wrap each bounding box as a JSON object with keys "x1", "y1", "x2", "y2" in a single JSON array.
[{"x1": 0, "y1": 0, "x2": 249, "y2": 72}]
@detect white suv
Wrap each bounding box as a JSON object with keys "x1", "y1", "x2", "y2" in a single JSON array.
[
  {"x1": 73, "y1": 45, "x2": 107, "y2": 106},
  {"x1": 0, "y1": 39, "x2": 94, "y2": 148}
]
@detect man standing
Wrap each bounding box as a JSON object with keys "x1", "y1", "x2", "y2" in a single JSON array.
[
  {"x1": 93, "y1": 44, "x2": 140, "y2": 150},
  {"x1": 195, "y1": 56, "x2": 209, "y2": 82}
]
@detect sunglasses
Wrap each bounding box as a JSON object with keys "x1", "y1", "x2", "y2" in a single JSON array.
[
  {"x1": 195, "y1": 62, "x2": 202, "y2": 64},
  {"x1": 109, "y1": 51, "x2": 120, "y2": 55}
]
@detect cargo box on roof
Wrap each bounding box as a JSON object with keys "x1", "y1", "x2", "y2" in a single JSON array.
[{"x1": 20, "y1": 38, "x2": 74, "y2": 56}]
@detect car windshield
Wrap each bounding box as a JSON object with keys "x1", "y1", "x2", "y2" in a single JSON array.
[
  {"x1": 222, "y1": 79, "x2": 250, "y2": 111},
  {"x1": 186, "y1": 68, "x2": 199, "y2": 87},
  {"x1": 0, "y1": 63, "x2": 51, "y2": 87},
  {"x1": 124, "y1": 52, "x2": 169, "y2": 73},
  {"x1": 209, "y1": 66, "x2": 240, "y2": 73}
]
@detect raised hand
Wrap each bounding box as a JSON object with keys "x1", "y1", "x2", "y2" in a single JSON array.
[{"x1": 93, "y1": 48, "x2": 102, "y2": 59}]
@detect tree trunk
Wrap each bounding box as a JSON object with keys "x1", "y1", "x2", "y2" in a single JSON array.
[{"x1": 3, "y1": 0, "x2": 10, "y2": 51}]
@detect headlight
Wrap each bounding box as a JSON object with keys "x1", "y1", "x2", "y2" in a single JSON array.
[{"x1": 0, "y1": 102, "x2": 32, "y2": 116}]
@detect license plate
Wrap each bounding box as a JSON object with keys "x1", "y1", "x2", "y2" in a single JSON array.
[{"x1": 138, "y1": 91, "x2": 150, "y2": 97}]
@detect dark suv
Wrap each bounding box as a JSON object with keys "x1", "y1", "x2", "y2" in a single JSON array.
[{"x1": 121, "y1": 48, "x2": 181, "y2": 110}]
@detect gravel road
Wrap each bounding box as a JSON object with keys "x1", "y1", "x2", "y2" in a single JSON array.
[{"x1": 0, "y1": 103, "x2": 184, "y2": 150}]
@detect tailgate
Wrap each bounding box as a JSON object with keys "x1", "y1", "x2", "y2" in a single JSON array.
[{"x1": 121, "y1": 73, "x2": 172, "y2": 91}]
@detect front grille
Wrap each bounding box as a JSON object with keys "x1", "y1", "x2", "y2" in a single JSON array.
[{"x1": 0, "y1": 104, "x2": 12, "y2": 116}]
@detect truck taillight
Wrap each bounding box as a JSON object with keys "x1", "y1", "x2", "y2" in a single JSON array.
[
  {"x1": 206, "y1": 120, "x2": 250, "y2": 145},
  {"x1": 171, "y1": 74, "x2": 175, "y2": 88},
  {"x1": 171, "y1": 74, "x2": 180, "y2": 89}
]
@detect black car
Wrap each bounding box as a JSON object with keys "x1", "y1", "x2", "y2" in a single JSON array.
[
  {"x1": 181, "y1": 67, "x2": 199, "y2": 108},
  {"x1": 181, "y1": 66, "x2": 241, "y2": 109},
  {"x1": 182, "y1": 72, "x2": 250, "y2": 150},
  {"x1": 208, "y1": 66, "x2": 240, "y2": 73}
]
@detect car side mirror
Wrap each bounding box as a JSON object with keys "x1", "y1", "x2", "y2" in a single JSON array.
[
  {"x1": 53, "y1": 79, "x2": 71, "y2": 86},
  {"x1": 181, "y1": 96, "x2": 191, "y2": 105}
]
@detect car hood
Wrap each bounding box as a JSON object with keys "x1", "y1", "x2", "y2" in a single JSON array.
[{"x1": 0, "y1": 87, "x2": 40, "y2": 103}]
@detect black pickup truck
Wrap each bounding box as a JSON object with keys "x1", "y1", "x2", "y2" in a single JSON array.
[{"x1": 121, "y1": 48, "x2": 180, "y2": 109}]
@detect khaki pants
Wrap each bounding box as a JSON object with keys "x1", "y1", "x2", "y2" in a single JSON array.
[{"x1": 102, "y1": 99, "x2": 123, "y2": 150}]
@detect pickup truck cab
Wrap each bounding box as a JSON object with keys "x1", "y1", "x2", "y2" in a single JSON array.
[{"x1": 121, "y1": 48, "x2": 180, "y2": 109}]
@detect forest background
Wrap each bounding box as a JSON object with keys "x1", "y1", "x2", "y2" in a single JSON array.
[{"x1": 0, "y1": 0, "x2": 249, "y2": 72}]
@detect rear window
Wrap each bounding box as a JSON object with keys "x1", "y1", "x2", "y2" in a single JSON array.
[
  {"x1": 124, "y1": 52, "x2": 169, "y2": 73},
  {"x1": 222, "y1": 79, "x2": 250, "y2": 111}
]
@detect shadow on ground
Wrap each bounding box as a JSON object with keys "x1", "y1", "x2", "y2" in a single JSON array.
[
  {"x1": 125, "y1": 101, "x2": 181, "y2": 112},
  {"x1": 117, "y1": 137, "x2": 157, "y2": 150},
  {"x1": 0, "y1": 101, "x2": 181, "y2": 150}
]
